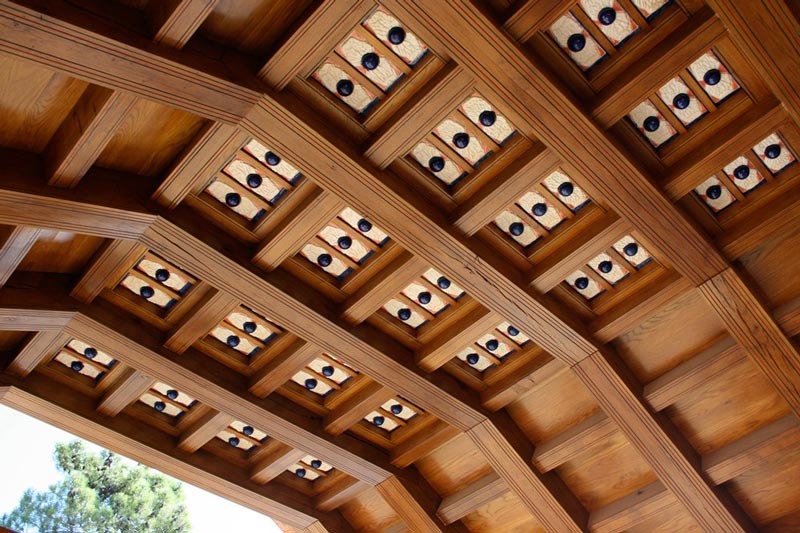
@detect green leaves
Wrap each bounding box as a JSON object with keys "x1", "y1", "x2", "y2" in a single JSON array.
[{"x1": 1, "y1": 440, "x2": 189, "y2": 533}]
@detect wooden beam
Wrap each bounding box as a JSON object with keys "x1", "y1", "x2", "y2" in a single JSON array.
[
  {"x1": 437, "y1": 472, "x2": 506, "y2": 525},
  {"x1": 315, "y1": 477, "x2": 370, "y2": 512},
  {"x1": 249, "y1": 339, "x2": 322, "y2": 398},
  {"x1": 177, "y1": 409, "x2": 235, "y2": 453},
  {"x1": 707, "y1": 0, "x2": 800, "y2": 123},
  {"x1": 390, "y1": 419, "x2": 461, "y2": 468},
  {"x1": 416, "y1": 306, "x2": 497, "y2": 372},
  {"x1": 44, "y1": 86, "x2": 137, "y2": 188},
  {"x1": 250, "y1": 445, "x2": 307, "y2": 484},
  {"x1": 148, "y1": 0, "x2": 218, "y2": 49},
  {"x1": 323, "y1": 380, "x2": 396, "y2": 436},
  {"x1": 588, "y1": 481, "x2": 673, "y2": 532},
  {"x1": 252, "y1": 189, "x2": 345, "y2": 271},
  {"x1": 165, "y1": 288, "x2": 240, "y2": 353},
  {"x1": 71, "y1": 239, "x2": 147, "y2": 303},
  {"x1": 0, "y1": 375, "x2": 333, "y2": 529},
  {"x1": 340, "y1": 251, "x2": 428, "y2": 325},
  {"x1": 532, "y1": 411, "x2": 617, "y2": 472},
  {"x1": 481, "y1": 355, "x2": 564, "y2": 411},
  {"x1": 573, "y1": 350, "x2": 754, "y2": 531},
  {"x1": 6, "y1": 330, "x2": 69, "y2": 378},
  {"x1": 0, "y1": 225, "x2": 41, "y2": 287},
  {"x1": 375, "y1": 475, "x2": 448, "y2": 533},
  {"x1": 96, "y1": 367, "x2": 154, "y2": 417},
  {"x1": 700, "y1": 268, "x2": 800, "y2": 418}
]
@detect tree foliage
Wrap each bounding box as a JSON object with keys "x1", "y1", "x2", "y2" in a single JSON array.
[{"x1": 0, "y1": 441, "x2": 190, "y2": 533}]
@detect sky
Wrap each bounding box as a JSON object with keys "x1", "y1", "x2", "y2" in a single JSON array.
[{"x1": 0, "y1": 405, "x2": 283, "y2": 532}]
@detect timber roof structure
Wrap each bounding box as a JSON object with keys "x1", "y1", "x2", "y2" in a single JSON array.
[{"x1": 0, "y1": 0, "x2": 800, "y2": 531}]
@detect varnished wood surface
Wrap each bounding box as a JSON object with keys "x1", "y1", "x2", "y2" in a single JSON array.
[{"x1": 0, "y1": 0, "x2": 799, "y2": 531}]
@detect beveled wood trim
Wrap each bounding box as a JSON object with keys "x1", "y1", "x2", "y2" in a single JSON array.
[
  {"x1": 0, "y1": 226, "x2": 41, "y2": 287},
  {"x1": 149, "y1": 0, "x2": 218, "y2": 49},
  {"x1": 323, "y1": 380, "x2": 395, "y2": 436},
  {"x1": 165, "y1": 289, "x2": 240, "y2": 354},
  {"x1": 96, "y1": 367, "x2": 154, "y2": 417},
  {"x1": 250, "y1": 445, "x2": 307, "y2": 484},
  {"x1": 249, "y1": 339, "x2": 322, "y2": 398},
  {"x1": 315, "y1": 477, "x2": 370, "y2": 512},
  {"x1": 587, "y1": 481, "x2": 673, "y2": 532},
  {"x1": 177, "y1": 409, "x2": 234, "y2": 453},
  {"x1": 71, "y1": 239, "x2": 148, "y2": 303},
  {"x1": 436, "y1": 472, "x2": 506, "y2": 525},
  {"x1": 6, "y1": 330, "x2": 70, "y2": 378}
]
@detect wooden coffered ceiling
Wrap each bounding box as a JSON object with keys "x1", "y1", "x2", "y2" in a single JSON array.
[{"x1": 0, "y1": 0, "x2": 799, "y2": 531}]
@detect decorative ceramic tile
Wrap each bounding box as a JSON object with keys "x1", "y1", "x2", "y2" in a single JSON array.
[
  {"x1": 289, "y1": 455, "x2": 333, "y2": 481},
  {"x1": 120, "y1": 274, "x2": 176, "y2": 309},
  {"x1": 459, "y1": 95, "x2": 516, "y2": 144},
  {"x1": 549, "y1": 13, "x2": 607, "y2": 71},
  {"x1": 579, "y1": 0, "x2": 639, "y2": 46},
  {"x1": 337, "y1": 33, "x2": 404, "y2": 92},
  {"x1": 223, "y1": 159, "x2": 284, "y2": 204},
  {"x1": 543, "y1": 170, "x2": 591, "y2": 212},
  {"x1": 291, "y1": 369, "x2": 335, "y2": 396},
  {"x1": 410, "y1": 141, "x2": 466, "y2": 186},
  {"x1": 695, "y1": 176, "x2": 736, "y2": 212},
  {"x1": 307, "y1": 357, "x2": 352, "y2": 386},
  {"x1": 209, "y1": 323, "x2": 262, "y2": 357},
  {"x1": 313, "y1": 61, "x2": 379, "y2": 114},
  {"x1": 54, "y1": 340, "x2": 115, "y2": 381},
  {"x1": 722, "y1": 156, "x2": 765, "y2": 194},
  {"x1": 383, "y1": 298, "x2": 427, "y2": 328},
  {"x1": 612, "y1": 235, "x2": 652, "y2": 268},
  {"x1": 476, "y1": 333, "x2": 515, "y2": 359},
  {"x1": 629, "y1": 100, "x2": 677, "y2": 147},
  {"x1": 421, "y1": 269, "x2": 465, "y2": 300},
  {"x1": 457, "y1": 346, "x2": 493, "y2": 371},
  {"x1": 401, "y1": 281, "x2": 449, "y2": 315},
  {"x1": 318, "y1": 225, "x2": 373, "y2": 264},
  {"x1": 566, "y1": 269, "x2": 605, "y2": 299},
  {"x1": 363, "y1": 8, "x2": 428, "y2": 66},
  {"x1": 244, "y1": 140, "x2": 301, "y2": 184},
  {"x1": 338, "y1": 208, "x2": 389, "y2": 245},
  {"x1": 631, "y1": 0, "x2": 672, "y2": 19},
  {"x1": 433, "y1": 118, "x2": 491, "y2": 167},
  {"x1": 752, "y1": 133, "x2": 796, "y2": 175},
  {"x1": 217, "y1": 421, "x2": 268, "y2": 451},
  {"x1": 300, "y1": 243, "x2": 352, "y2": 280},
  {"x1": 205, "y1": 179, "x2": 266, "y2": 222},
  {"x1": 140, "y1": 382, "x2": 195, "y2": 418},
  {"x1": 688, "y1": 51, "x2": 739, "y2": 104},
  {"x1": 494, "y1": 210, "x2": 540, "y2": 247},
  {"x1": 496, "y1": 322, "x2": 530, "y2": 345},
  {"x1": 517, "y1": 192, "x2": 566, "y2": 230},
  {"x1": 657, "y1": 76, "x2": 707, "y2": 126},
  {"x1": 588, "y1": 252, "x2": 630, "y2": 285}
]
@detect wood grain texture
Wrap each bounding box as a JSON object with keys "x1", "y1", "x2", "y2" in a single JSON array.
[
  {"x1": 0, "y1": 226, "x2": 41, "y2": 287},
  {"x1": 6, "y1": 329, "x2": 69, "y2": 378},
  {"x1": 177, "y1": 408, "x2": 234, "y2": 453},
  {"x1": 71, "y1": 239, "x2": 147, "y2": 303},
  {"x1": 700, "y1": 268, "x2": 800, "y2": 418},
  {"x1": 96, "y1": 367, "x2": 154, "y2": 417},
  {"x1": 165, "y1": 289, "x2": 239, "y2": 353},
  {"x1": 323, "y1": 380, "x2": 395, "y2": 436}
]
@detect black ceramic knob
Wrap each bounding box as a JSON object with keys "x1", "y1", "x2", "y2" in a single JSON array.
[
  {"x1": 388, "y1": 26, "x2": 406, "y2": 45},
  {"x1": 673, "y1": 93, "x2": 690, "y2": 110},
  {"x1": 84, "y1": 347, "x2": 97, "y2": 359},
  {"x1": 71, "y1": 360, "x2": 84, "y2": 372},
  {"x1": 311, "y1": 459, "x2": 322, "y2": 469},
  {"x1": 418, "y1": 291, "x2": 432, "y2": 305},
  {"x1": 598, "y1": 260, "x2": 613, "y2": 273},
  {"x1": 139, "y1": 286, "x2": 155, "y2": 299},
  {"x1": 733, "y1": 164, "x2": 750, "y2": 180},
  {"x1": 598, "y1": 7, "x2": 616, "y2": 25},
  {"x1": 155, "y1": 268, "x2": 170, "y2": 282},
  {"x1": 397, "y1": 308, "x2": 412, "y2": 321},
  {"x1": 296, "y1": 468, "x2": 306, "y2": 478},
  {"x1": 226, "y1": 335, "x2": 240, "y2": 348},
  {"x1": 466, "y1": 353, "x2": 479, "y2": 365},
  {"x1": 305, "y1": 378, "x2": 318, "y2": 390},
  {"x1": 337, "y1": 235, "x2": 352, "y2": 250},
  {"x1": 623, "y1": 242, "x2": 639, "y2": 256},
  {"x1": 225, "y1": 192, "x2": 241, "y2": 207},
  {"x1": 567, "y1": 33, "x2": 586, "y2": 52},
  {"x1": 706, "y1": 184, "x2": 722, "y2": 200},
  {"x1": 357, "y1": 218, "x2": 372, "y2": 232},
  {"x1": 228, "y1": 437, "x2": 240, "y2": 447},
  {"x1": 764, "y1": 144, "x2": 782, "y2": 159},
  {"x1": 265, "y1": 151, "x2": 281, "y2": 166},
  {"x1": 703, "y1": 68, "x2": 721, "y2": 86},
  {"x1": 321, "y1": 365, "x2": 334, "y2": 377},
  {"x1": 437, "y1": 276, "x2": 451, "y2": 290},
  {"x1": 643, "y1": 116, "x2": 660, "y2": 132},
  {"x1": 574, "y1": 277, "x2": 590, "y2": 290},
  {"x1": 485, "y1": 338, "x2": 499, "y2": 351},
  {"x1": 509, "y1": 222, "x2": 524, "y2": 236},
  {"x1": 336, "y1": 79, "x2": 354, "y2": 97},
  {"x1": 507, "y1": 325, "x2": 519, "y2": 336},
  {"x1": 479, "y1": 110, "x2": 497, "y2": 127},
  {"x1": 532, "y1": 202, "x2": 548, "y2": 217},
  {"x1": 242, "y1": 321, "x2": 257, "y2": 334},
  {"x1": 428, "y1": 156, "x2": 445, "y2": 172},
  {"x1": 246, "y1": 173, "x2": 262, "y2": 188},
  {"x1": 242, "y1": 426, "x2": 254, "y2": 436},
  {"x1": 154, "y1": 401, "x2": 166, "y2": 412},
  {"x1": 361, "y1": 52, "x2": 379, "y2": 71},
  {"x1": 558, "y1": 182, "x2": 574, "y2": 197},
  {"x1": 317, "y1": 253, "x2": 333, "y2": 267},
  {"x1": 166, "y1": 389, "x2": 178, "y2": 400},
  {"x1": 390, "y1": 404, "x2": 403, "y2": 415},
  {"x1": 453, "y1": 132, "x2": 470, "y2": 149},
  {"x1": 373, "y1": 415, "x2": 385, "y2": 426}
]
